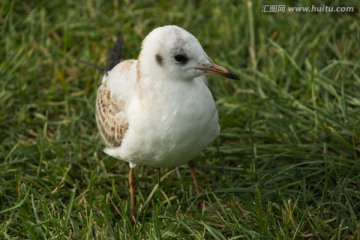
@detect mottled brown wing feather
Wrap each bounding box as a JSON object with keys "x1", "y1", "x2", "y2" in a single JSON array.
[{"x1": 96, "y1": 82, "x2": 128, "y2": 148}]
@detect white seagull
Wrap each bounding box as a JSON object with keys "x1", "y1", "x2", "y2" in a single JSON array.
[{"x1": 95, "y1": 25, "x2": 239, "y2": 223}]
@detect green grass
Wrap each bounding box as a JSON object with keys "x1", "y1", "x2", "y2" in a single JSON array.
[{"x1": 1, "y1": 0, "x2": 360, "y2": 239}]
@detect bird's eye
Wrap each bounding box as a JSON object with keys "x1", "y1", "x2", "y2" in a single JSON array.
[{"x1": 174, "y1": 54, "x2": 188, "y2": 64}]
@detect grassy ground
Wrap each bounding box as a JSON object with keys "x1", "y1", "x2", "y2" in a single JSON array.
[{"x1": 1, "y1": 0, "x2": 359, "y2": 239}]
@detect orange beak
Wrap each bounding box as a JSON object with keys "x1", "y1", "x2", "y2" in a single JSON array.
[{"x1": 198, "y1": 62, "x2": 239, "y2": 80}]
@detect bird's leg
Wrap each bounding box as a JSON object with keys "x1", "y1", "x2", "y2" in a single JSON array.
[
  {"x1": 188, "y1": 160, "x2": 201, "y2": 196},
  {"x1": 129, "y1": 167, "x2": 136, "y2": 224}
]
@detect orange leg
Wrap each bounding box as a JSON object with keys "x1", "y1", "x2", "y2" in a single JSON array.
[
  {"x1": 129, "y1": 167, "x2": 136, "y2": 224},
  {"x1": 188, "y1": 160, "x2": 201, "y2": 196}
]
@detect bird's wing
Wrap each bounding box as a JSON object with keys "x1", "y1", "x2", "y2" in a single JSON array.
[
  {"x1": 95, "y1": 59, "x2": 139, "y2": 148},
  {"x1": 95, "y1": 78, "x2": 129, "y2": 148}
]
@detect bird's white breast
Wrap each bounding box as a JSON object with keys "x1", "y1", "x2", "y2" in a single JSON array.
[{"x1": 107, "y1": 73, "x2": 219, "y2": 168}]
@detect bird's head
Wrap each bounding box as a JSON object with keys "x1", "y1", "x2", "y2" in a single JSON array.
[{"x1": 138, "y1": 25, "x2": 239, "y2": 82}]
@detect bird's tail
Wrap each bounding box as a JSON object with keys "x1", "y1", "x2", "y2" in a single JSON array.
[
  {"x1": 77, "y1": 35, "x2": 124, "y2": 75},
  {"x1": 104, "y1": 36, "x2": 124, "y2": 73}
]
